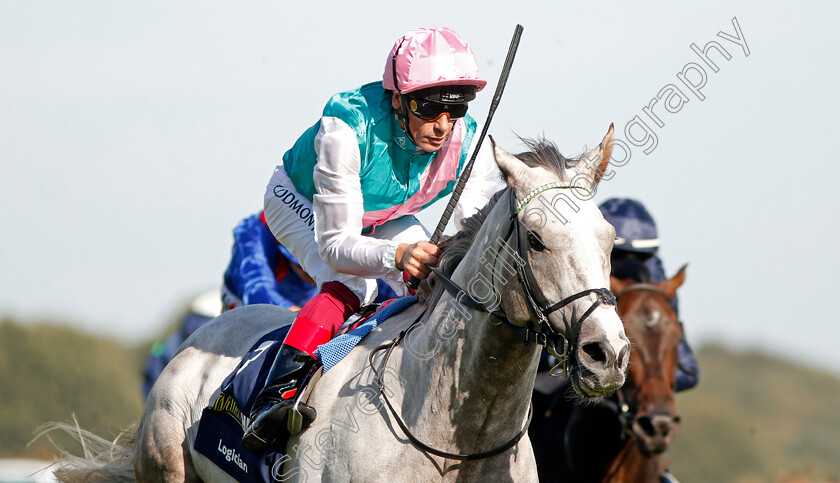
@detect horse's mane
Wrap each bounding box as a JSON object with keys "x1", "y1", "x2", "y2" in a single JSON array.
[
  {"x1": 417, "y1": 138, "x2": 576, "y2": 306},
  {"x1": 416, "y1": 188, "x2": 507, "y2": 306}
]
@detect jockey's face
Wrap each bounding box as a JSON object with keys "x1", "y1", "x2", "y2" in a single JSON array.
[{"x1": 392, "y1": 93, "x2": 456, "y2": 153}]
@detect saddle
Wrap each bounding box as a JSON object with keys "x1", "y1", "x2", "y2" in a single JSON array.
[{"x1": 193, "y1": 297, "x2": 416, "y2": 481}]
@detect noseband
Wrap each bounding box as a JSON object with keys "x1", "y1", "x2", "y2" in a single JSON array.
[{"x1": 432, "y1": 187, "x2": 617, "y2": 377}]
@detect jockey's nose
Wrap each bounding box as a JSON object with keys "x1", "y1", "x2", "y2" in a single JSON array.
[{"x1": 432, "y1": 112, "x2": 452, "y2": 130}]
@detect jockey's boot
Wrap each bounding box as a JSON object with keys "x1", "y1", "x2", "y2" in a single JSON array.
[
  {"x1": 242, "y1": 281, "x2": 360, "y2": 453},
  {"x1": 241, "y1": 344, "x2": 317, "y2": 453}
]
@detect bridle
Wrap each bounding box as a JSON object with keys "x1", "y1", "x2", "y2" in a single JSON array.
[
  {"x1": 614, "y1": 283, "x2": 670, "y2": 300},
  {"x1": 565, "y1": 282, "x2": 676, "y2": 481},
  {"x1": 595, "y1": 281, "x2": 673, "y2": 438},
  {"x1": 369, "y1": 184, "x2": 617, "y2": 461},
  {"x1": 432, "y1": 188, "x2": 617, "y2": 377}
]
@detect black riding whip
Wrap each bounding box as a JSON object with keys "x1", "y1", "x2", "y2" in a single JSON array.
[{"x1": 406, "y1": 24, "x2": 524, "y2": 290}]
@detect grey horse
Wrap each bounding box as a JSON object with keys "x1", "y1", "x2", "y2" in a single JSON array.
[{"x1": 54, "y1": 126, "x2": 630, "y2": 482}]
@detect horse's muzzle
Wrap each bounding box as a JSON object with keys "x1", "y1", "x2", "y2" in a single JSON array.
[
  {"x1": 633, "y1": 412, "x2": 681, "y2": 455},
  {"x1": 573, "y1": 315, "x2": 630, "y2": 397}
]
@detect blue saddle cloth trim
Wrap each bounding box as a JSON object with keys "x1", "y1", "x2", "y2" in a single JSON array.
[
  {"x1": 194, "y1": 326, "x2": 297, "y2": 482},
  {"x1": 315, "y1": 296, "x2": 417, "y2": 372}
]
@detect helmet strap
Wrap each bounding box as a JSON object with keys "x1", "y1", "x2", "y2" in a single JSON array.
[
  {"x1": 395, "y1": 97, "x2": 419, "y2": 148},
  {"x1": 391, "y1": 48, "x2": 419, "y2": 148}
]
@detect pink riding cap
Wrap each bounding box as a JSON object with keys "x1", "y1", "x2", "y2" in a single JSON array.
[{"x1": 382, "y1": 27, "x2": 487, "y2": 94}]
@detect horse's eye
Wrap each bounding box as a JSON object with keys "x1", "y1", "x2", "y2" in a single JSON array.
[{"x1": 528, "y1": 232, "x2": 546, "y2": 251}]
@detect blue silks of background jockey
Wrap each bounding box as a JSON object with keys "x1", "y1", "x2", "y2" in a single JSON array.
[
  {"x1": 535, "y1": 198, "x2": 700, "y2": 393},
  {"x1": 142, "y1": 211, "x2": 397, "y2": 397},
  {"x1": 220, "y1": 212, "x2": 319, "y2": 311}
]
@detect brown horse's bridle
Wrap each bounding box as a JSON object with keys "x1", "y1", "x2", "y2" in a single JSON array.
[
  {"x1": 567, "y1": 282, "x2": 675, "y2": 481},
  {"x1": 599, "y1": 281, "x2": 673, "y2": 438}
]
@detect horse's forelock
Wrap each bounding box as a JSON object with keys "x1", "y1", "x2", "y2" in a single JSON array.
[
  {"x1": 417, "y1": 189, "x2": 507, "y2": 306},
  {"x1": 515, "y1": 137, "x2": 578, "y2": 178}
]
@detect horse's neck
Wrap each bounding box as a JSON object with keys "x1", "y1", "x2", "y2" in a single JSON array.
[
  {"x1": 399, "y1": 204, "x2": 538, "y2": 449},
  {"x1": 604, "y1": 441, "x2": 661, "y2": 483}
]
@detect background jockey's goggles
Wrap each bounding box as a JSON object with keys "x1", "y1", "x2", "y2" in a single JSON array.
[{"x1": 407, "y1": 96, "x2": 468, "y2": 120}]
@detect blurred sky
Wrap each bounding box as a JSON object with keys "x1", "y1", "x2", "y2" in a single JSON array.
[{"x1": 2, "y1": 1, "x2": 839, "y2": 375}]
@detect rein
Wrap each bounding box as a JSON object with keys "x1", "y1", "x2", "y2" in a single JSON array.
[
  {"x1": 367, "y1": 184, "x2": 615, "y2": 461},
  {"x1": 368, "y1": 319, "x2": 533, "y2": 461}
]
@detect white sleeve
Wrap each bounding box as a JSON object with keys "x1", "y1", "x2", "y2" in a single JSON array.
[
  {"x1": 453, "y1": 133, "x2": 505, "y2": 229},
  {"x1": 312, "y1": 117, "x2": 401, "y2": 278}
]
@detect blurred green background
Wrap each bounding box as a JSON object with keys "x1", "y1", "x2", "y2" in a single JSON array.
[{"x1": 1, "y1": 315, "x2": 838, "y2": 482}]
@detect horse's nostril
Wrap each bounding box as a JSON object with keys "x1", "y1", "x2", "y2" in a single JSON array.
[
  {"x1": 636, "y1": 416, "x2": 655, "y2": 436},
  {"x1": 617, "y1": 345, "x2": 630, "y2": 369},
  {"x1": 582, "y1": 342, "x2": 607, "y2": 363}
]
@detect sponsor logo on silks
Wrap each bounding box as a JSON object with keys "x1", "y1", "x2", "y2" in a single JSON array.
[
  {"x1": 394, "y1": 134, "x2": 406, "y2": 149},
  {"x1": 218, "y1": 438, "x2": 248, "y2": 474},
  {"x1": 212, "y1": 392, "x2": 251, "y2": 429},
  {"x1": 272, "y1": 186, "x2": 315, "y2": 230}
]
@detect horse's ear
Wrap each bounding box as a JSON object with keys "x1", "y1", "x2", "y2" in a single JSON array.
[
  {"x1": 596, "y1": 123, "x2": 615, "y2": 184},
  {"x1": 491, "y1": 136, "x2": 527, "y2": 188},
  {"x1": 659, "y1": 263, "x2": 688, "y2": 299},
  {"x1": 579, "y1": 123, "x2": 615, "y2": 188},
  {"x1": 593, "y1": 123, "x2": 615, "y2": 185}
]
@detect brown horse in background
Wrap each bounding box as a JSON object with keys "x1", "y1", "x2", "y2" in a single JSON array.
[{"x1": 530, "y1": 261, "x2": 687, "y2": 482}]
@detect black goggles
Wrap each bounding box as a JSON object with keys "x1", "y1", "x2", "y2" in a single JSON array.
[{"x1": 407, "y1": 96, "x2": 469, "y2": 121}]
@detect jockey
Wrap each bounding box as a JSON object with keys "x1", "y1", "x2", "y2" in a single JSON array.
[
  {"x1": 242, "y1": 27, "x2": 502, "y2": 452},
  {"x1": 598, "y1": 197, "x2": 700, "y2": 391},
  {"x1": 143, "y1": 212, "x2": 398, "y2": 397},
  {"x1": 222, "y1": 212, "x2": 318, "y2": 311}
]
